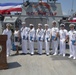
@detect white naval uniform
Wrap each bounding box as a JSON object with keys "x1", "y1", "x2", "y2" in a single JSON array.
[
  {"x1": 73, "y1": 33, "x2": 76, "y2": 59},
  {"x1": 51, "y1": 27, "x2": 59, "y2": 55},
  {"x1": 59, "y1": 29, "x2": 67, "y2": 56},
  {"x1": 44, "y1": 28, "x2": 51, "y2": 55},
  {"x1": 36, "y1": 28, "x2": 44, "y2": 54},
  {"x1": 28, "y1": 28, "x2": 35, "y2": 55},
  {"x1": 67, "y1": 30, "x2": 76, "y2": 58},
  {"x1": 21, "y1": 27, "x2": 29, "y2": 54},
  {"x1": 14, "y1": 30, "x2": 19, "y2": 46},
  {"x1": 2, "y1": 28, "x2": 12, "y2": 56}
]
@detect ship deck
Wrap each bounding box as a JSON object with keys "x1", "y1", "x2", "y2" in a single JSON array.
[{"x1": 0, "y1": 50, "x2": 76, "y2": 75}]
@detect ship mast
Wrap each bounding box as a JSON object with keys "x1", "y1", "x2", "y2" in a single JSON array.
[{"x1": 71, "y1": 0, "x2": 74, "y2": 16}]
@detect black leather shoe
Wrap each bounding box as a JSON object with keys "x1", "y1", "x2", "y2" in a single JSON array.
[
  {"x1": 30, "y1": 54, "x2": 34, "y2": 56},
  {"x1": 39, "y1": 54, "x2": 42, "y2": 55},
  {"x1": 20, "y1": 53, "x2": 26, "y2": 55}
]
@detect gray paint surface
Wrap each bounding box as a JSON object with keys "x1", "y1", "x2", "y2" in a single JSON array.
[
  {"x1": 0, "y1": 50, "x2": 76, "y2": 75},
  {"x1": 21, "y1": 2, "x2": 63, "y2": 28}
]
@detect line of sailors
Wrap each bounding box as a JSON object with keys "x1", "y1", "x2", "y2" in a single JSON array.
[{"x1": 2, "y1": 21, "x2": 76, "y2": 60}]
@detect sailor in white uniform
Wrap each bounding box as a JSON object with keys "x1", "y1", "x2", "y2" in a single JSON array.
[
  {"x1": 44, "y1": 24, "x2": 51, "y2": 55},
  {"x1": 28, "y1": 24, "x2": 35, "y2": 55},
  {"x1": 67, "y1": 24, "x2": 76, "y2": 59},
  {"x1": 51, "y1": 21, "x2": 59, "y2": 55},
  {"x1": 2, "y1": 23, "x2": 12, "y2": 57},
  {"x1": 20, "y1": 22, "x2": 29, "y2": 55},
  {"x1": 36, "y1": 23, "x2": 44, "y2": 55},
  {"x1": 59, "y1": 24, "x2": 67, "y2": 57},
  {"x1": 73, "y1": 33, "x2": 76, "y2": 59}
]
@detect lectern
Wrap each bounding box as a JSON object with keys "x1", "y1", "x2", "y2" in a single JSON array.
[{"x1": 0, "y1": 35, "x2": 8, "y2": 69}]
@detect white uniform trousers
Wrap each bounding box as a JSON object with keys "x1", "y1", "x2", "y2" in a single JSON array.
[
  {"x1": 6, "y1": 39, "x2": 11, "y2": 56},
  {"x1": 38, "y1": 41, "x2": 43, "y2": 54},
  {"x1": 22, "y1": 39, "x2": 28, "y2": 54},
  {"x1": 73, "y1": 45, "x2": 76, "y2": 58},
  {"x1": 60, "y1": 39, "x2": 66, "y2": 55},
  {"x1": 69, "y1": 41, "x2": 74, "y2": 56},
  {"x1": 45, "y1": 41, "x2": 50, "y2": 55},
  {"x1": 29, "y1": 41, "x2": 34, "y2": 54},
  {"x1": 52, "y1": 40, "x2": 58, "y2": 54}
]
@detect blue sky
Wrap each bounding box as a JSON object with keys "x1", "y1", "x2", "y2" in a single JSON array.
[{"x1": 0, "y1": 0, "x2": 76, "y2": 15}]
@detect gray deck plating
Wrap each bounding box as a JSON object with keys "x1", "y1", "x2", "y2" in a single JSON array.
[{"x1": 0, "y1": 50, "x2": 76, "y2": 75}]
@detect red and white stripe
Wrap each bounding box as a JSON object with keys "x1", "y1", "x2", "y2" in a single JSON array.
[
  {"x1": 69, "y1": 17, "x2": 76, "y2": 22},
  {"x1": 0, "y1": 3, "x2": 22, "y2": 14}
]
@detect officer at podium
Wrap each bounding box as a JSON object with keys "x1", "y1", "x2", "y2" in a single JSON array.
[{"x1": 2, "y1": 23, "x2": 12, "y2": 57}]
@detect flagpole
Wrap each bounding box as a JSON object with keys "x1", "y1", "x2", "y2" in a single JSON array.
[
  {"x1": 23, "y1": 0, "x2": 24, "y2": 3},
  {"x1": 71, "y1": 0, "x2": 74, "y2": 16}
]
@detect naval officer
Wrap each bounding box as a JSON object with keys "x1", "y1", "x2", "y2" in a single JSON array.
[
  {"x1": 73, "y1": 33, "x2": 76, "y2": 60},
  {"x1": 2, "y1": 23, "x2": 12, "y2": 57},
  {"x1": 44, "y1": 24, "x2": 51, "y2": 55},
  {"x1": 20, "y1": 22, "x2": 29, "y2": 55},
  {"x1": 59, "y1": 24, "x2": 67, "y2": 57},
  {"x1": 36, "y1": 23, "x2": 44, "y2": 55},
  {"x1": 67, "y1": 24, "x2": 76, "y2": 59},
  {"x1": 51, "y1": 21, "x2": 59, "y2": 55},
  {"x1": 28, "y1": 24, "x2": 35, "y2": 55}
]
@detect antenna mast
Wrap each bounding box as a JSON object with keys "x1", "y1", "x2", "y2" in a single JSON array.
[{"x1": 71, "y1": 0, "x2": 74, "y2": 16}]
